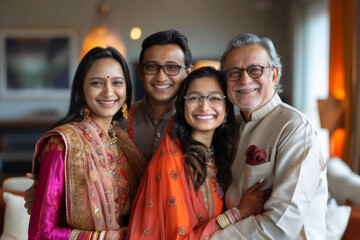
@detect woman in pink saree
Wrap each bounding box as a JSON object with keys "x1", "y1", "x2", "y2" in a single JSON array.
[
  {"x1": 28, "y1": 47, "x2": 147, "y2": 240},
  {"x1": 127, "y1": 67, "x2": 270, "y2": 240}
]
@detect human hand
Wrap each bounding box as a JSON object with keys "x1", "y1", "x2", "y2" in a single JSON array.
[
  {"x1": 24, "y1": 173, "x2": 38, "y2": 215},
  {"x1": 105, "y1": 228, "x2": 127, "y2": 240},
  {"x1": 237, "y1": 179, "x2": 272, "y2": 219}
]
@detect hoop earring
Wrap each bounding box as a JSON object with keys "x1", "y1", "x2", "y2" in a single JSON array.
[
  {"x1": 121, "y1": 97, "x2": 129, "y2": 120},
  {"x1": 221, "y1": 113, "x2": 228, "y2": 128},
  {"x1": 83, "y1": 104, "x2": 91, "y2": 120}
]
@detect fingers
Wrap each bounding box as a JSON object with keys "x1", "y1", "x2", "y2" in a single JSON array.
[
  {"x1": 26, "y1": 173, "x2": 39, "y2": 181},
  {"x1": 245, "y1": 178, "x2": 265, "y2": 193},
  {"x1": 24, "y1": 189, "x2": 36, "y2": 200},
  {"x1": 24, "y1": 183, "x2": 37, "y2": 215},
  {"x1": 24, "y1": 202, "x2": 32, "y2": 215},
  {"x1": 264, "y1": 189, "x2": 272, "y2": 197}
]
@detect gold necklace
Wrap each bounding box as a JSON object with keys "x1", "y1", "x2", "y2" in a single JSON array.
[
  {"x1": 108, "y1": 124, "x2": 118, "y2": 145},
  {"x1": 206, "y1": 145, "x2": 215, "y2": 165}
]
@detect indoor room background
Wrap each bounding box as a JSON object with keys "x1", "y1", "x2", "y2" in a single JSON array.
[{"x1": 0, "y1": 0, "x2": 359, "y2": 177}]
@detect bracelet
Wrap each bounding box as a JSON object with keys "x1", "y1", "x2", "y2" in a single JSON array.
[
  {"x1": 98, "y1": 231, "x2": 106, "y2": 240},
  {"x1": 230, "y1": 207, "x2": 242, "y2": 221},
  {"x1": 216, "y1": 214, "x2": 228, "y2": 229},
  {"x1": 216, "y1": 212, "x2": 232, "y2": 229},
  {"x1": 216, "y1": 207, "x2": 243, "y2": 229},
  {"x1": 225, "y1": 210, "x2": 236, "y2": 224}
]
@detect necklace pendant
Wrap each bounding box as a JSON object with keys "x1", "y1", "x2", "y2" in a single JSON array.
[{"x1": 108, "y1": 124, "x2": 118, "y2": 145}]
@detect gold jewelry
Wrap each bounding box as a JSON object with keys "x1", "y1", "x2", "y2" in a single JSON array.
[
  {"x1": 121, "y1": 98, "x2": 129, "y2": 120},
  {"x1": 206, "y1": 145, "x2": 214, "y2": 164},
  {"x1": 83, "y1": 105, "x2": 91, "y2": 120},
  {"x1": 221, "y1": 112, "x2": 228, "y2": 128},
  {"x1": 108, "y1": 124, "x2": 118, "y2": 145}
]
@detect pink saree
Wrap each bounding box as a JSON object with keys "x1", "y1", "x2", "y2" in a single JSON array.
[{"x1": 29, "y1": 120, "x2": 147, "y2": 239}]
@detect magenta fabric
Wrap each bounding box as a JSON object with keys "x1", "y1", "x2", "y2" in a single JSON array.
[{"x1": 28, "y1": 148, "x2": 71, "y2": 239}]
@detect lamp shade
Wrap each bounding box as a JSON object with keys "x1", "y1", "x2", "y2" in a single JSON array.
[{"x1": 80, "y1": 24, "x2": 126, "y2": 59}]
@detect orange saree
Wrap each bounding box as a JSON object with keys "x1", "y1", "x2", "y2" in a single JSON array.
[{"x1": 127, "y1": 124, "x2": 224, "y2": 240}]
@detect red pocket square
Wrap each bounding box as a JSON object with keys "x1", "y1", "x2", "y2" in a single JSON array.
[{"x1": 245, "y1": 145, "x2": 266, "y2": 165}]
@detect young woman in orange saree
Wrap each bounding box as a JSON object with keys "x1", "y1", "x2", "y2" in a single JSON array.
[
  {"x1": 28, "y1": 47, "x2": 147, "y2": 240},
  {"x1": 127, "y1": 67, "x2": 269, "y2": 240}
]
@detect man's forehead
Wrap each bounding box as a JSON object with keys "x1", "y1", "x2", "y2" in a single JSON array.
[
  {"x1": 143, "y1": 44, "x2": 185, "y2": 62},
  {"x1": 225, "y1": 45, "x2": 270, "y2": 67}
]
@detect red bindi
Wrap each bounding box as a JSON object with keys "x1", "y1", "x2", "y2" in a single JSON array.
[{"x1": 107, "y1": 76, "x2": 110, "y2": 78}]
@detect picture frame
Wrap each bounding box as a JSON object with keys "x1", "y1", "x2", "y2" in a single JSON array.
[{"x1": 0, "y1": 28, "x2": 78, "y2": 99}]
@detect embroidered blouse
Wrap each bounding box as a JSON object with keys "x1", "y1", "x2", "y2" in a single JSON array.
[{"x1": 29, "y1": 120, "x2": 147, "y2": 239}]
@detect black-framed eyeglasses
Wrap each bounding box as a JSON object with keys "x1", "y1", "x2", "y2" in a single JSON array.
[
  {"x1": 184, "y1": 93, "x2": 226, "y2": 109},
  {"x1": 141, "y1": 63, "x2": 187, "y2": 76},
  {"x1": 225, "y1": 65, "x2": 271, "y2": 82}
]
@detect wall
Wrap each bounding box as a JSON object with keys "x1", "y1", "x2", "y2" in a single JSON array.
[{"x1": 0, "y1": 0, "x2": 293, "y2": 121}]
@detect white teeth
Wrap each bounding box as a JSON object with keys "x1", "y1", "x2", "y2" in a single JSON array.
[
  {"x1": 154, "y1": 85, "x2": 171, "y2": 89},
  {"x1": 196, "y1": 115, "x2": 214, "y2": 120},
  {"x1": 239, "y1": 89, "x2": 255, "y2": 93},
  {"x1": 98, "y1": 100, "x2": 116, "y2": 105}
]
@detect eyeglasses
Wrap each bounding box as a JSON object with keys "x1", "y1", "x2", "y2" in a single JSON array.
[
  {"x1": 141, "y1": 63, "x2": 187, "y2": 76},
  {"x1": 184, "y1": 93, "x2": 226, "y2": 109},
  {"x1": 225, "y1": 65, "x2": 271, "y2": 82}
]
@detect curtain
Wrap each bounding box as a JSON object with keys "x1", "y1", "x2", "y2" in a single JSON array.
[
  {"x1": 348, "y1": 0, "x2": 360, "y2": 174},
  {"x1": 328, "y1": 0, "x2": 357, "y2": 172}
]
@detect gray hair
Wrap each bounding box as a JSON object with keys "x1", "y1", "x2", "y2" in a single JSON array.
[{"x1": 220, "y1": 33, "x2": 283, "y2": 93}]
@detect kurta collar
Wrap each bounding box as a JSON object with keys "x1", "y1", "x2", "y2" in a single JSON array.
[{"x1": 241, "y1": 93, "x2": 282, "y2": 122}]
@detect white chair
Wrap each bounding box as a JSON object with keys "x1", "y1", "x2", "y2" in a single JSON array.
[
  {"x1": 2, "y1": 176, "x2": 32, "y2": 192},
  {"x1": 327, "y1": 157, "x2": 360, "y2": 206}
]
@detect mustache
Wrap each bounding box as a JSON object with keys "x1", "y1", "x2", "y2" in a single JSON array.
[{"x1": 232, "y1": 85, "x2": 260, "y2": 91}]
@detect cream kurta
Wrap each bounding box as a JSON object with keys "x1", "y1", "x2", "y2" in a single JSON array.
[{"x1": 211, "y1": 94, "x2": 328, "y2": 240}]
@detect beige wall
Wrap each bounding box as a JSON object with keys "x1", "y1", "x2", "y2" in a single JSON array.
[{"x1": 0, "y1": 0, "x2": 293, "y2": 120}]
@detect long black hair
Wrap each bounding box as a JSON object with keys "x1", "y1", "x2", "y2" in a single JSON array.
[
  {"x1": 172, "y1": 66, "x2": 236, "y2": 192},
  {"x1": 53, "y1": 47, "x2": 132, "y2": 128}
]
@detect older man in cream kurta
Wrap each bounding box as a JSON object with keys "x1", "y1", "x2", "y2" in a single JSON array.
[{"x1": 211, "y1": 33, "x2": 327, "y2": 239}]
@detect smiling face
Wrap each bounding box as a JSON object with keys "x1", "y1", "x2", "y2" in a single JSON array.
[
  {"x1": 138, "y1": 44, "x2": 191, "y2": 107},
  {"x1": 83, "y1": 57, "x2": 126, "y2": 127},
  {"x1": 184, "y1": 76, "x2": 226, "y2": 142},
  {"x1": 224, "y1": 45, "x2": 278, "y2": 120}
]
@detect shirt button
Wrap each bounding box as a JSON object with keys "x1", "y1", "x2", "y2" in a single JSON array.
[
  {"x1": 156, "y1": 132, "x2": 161, "y2": 138},
  {"x1": 154, "y1": 121, "x2": 158, "y2": 126}
]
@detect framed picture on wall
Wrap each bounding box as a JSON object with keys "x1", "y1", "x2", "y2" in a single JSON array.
[{"x1": 0, "y1": 28, "x2": 78, "y2": 99}]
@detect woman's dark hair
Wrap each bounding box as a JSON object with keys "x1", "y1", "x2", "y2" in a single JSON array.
[
  {"x1": 139, "y1": 29, "x2": 193, "y2": 68},
  {"x1": 172, "y1": 66, "x2": 236, "y2": 192},
  {"x1": 53, "y1": 46, "x2": 132, "y2": 128}
]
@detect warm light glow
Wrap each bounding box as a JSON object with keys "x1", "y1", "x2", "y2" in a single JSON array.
[
  {"x1": 193, "y1": 60, "x2": 220, "y2": 70},
  {"x1": 329, "y1": 0, "x2": 346, "y2": 101},
  {"x1": 80, "y1": 25, "x2": 126, "y2": 59},
  {"x1": 130, "y1": 27, "x2": 141, "y2": 40},
  {"x1": 330, "y1": 70, "x2": 346, "y2": 100},
  {"x1": 330, "y1": 128, "x2": 345, "y2": 158}
]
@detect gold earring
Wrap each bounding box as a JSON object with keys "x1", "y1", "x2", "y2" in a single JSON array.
[
  {"x1": 221, "y1": 113, "x2": 228, "y2": 128},
  {"x1": 121, "y1": 97, "x2": 129, "y2": 120},
  {"x1": 83, "y1": 105, "x2": 91, "y2": 120}
]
